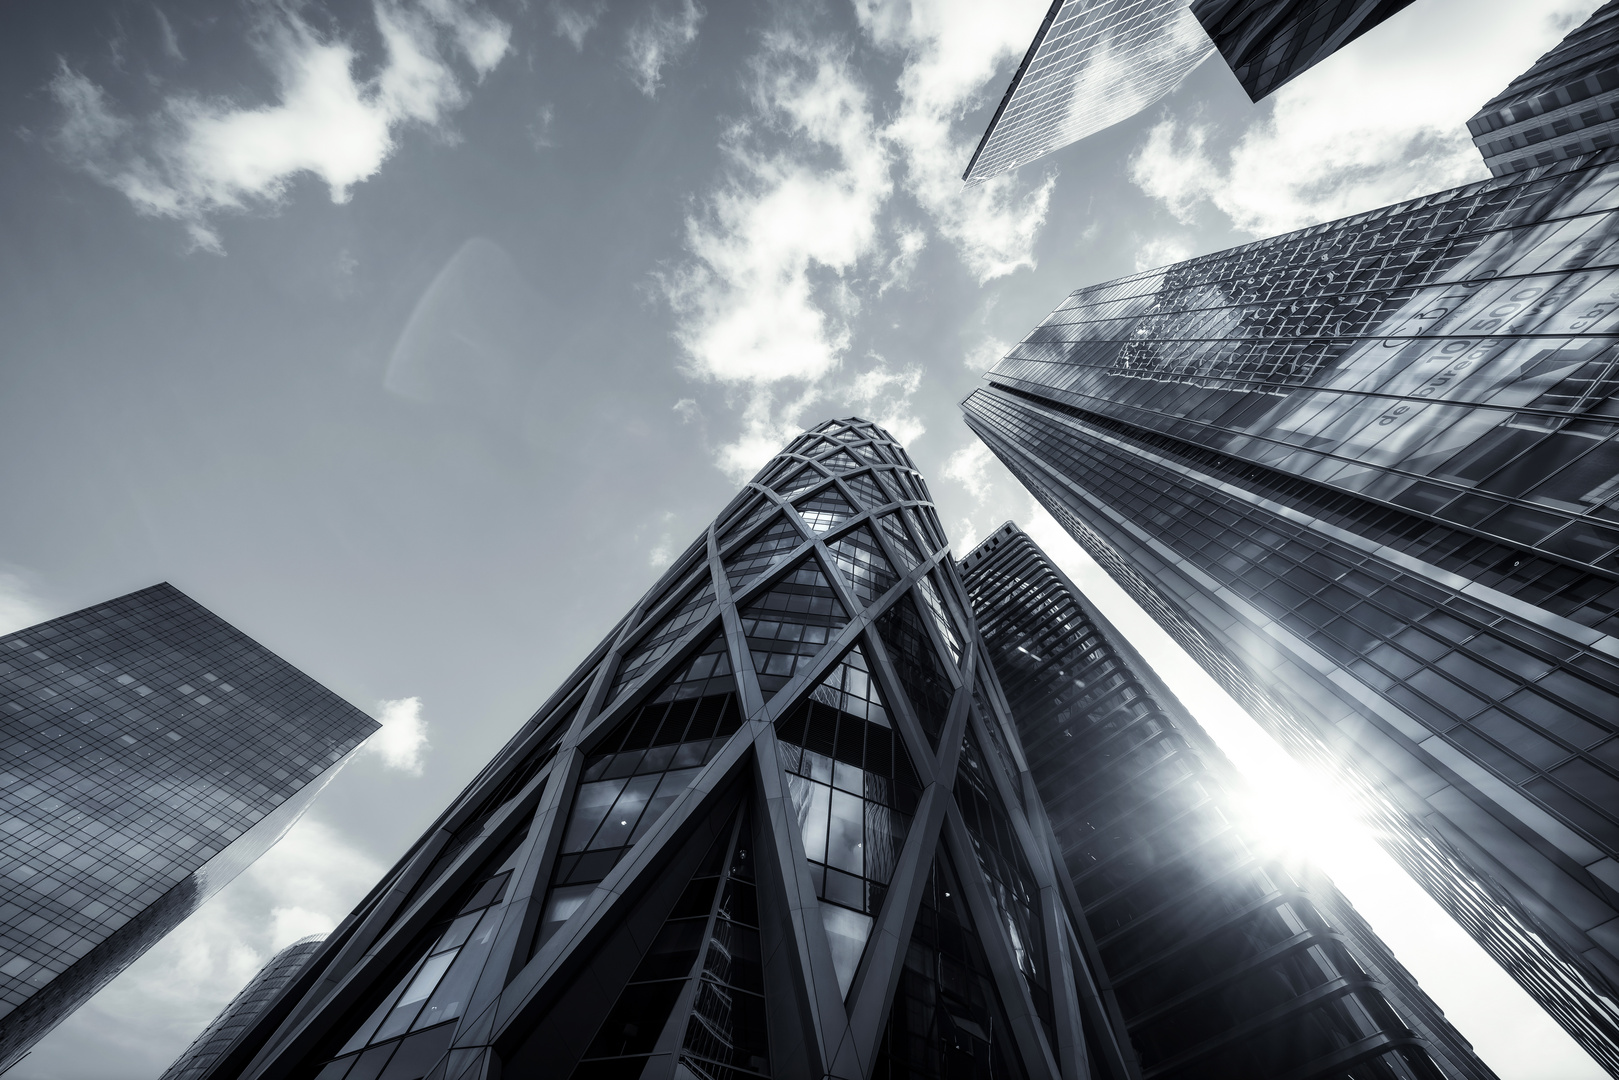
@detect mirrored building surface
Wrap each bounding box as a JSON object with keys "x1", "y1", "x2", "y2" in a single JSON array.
[
  {"x1": 962, "y1": 0, "x2": 1213, "y2": 184},
  {"x1": 0, "y1": 584, "x2": 377, "y2": 1072},
  {"x1": 162, "y1": 935, "x2": 328, "y2": 1080},
  {"x1": 959, "y1": 521, "x2": 1494, "y2": 1080},
  {"x1": 962, "y1": 149, "x2": 1619, "y2": 1072},
  {"x1": 1469, "y1": 0, "x2": 1619, "y2": 177},
  {"x1": 192, "y1": 421, "x2": 1492, "y2": 1080},
  {"x1": 1190, "y1": 0, "x2": 1418, "y2": 100}
]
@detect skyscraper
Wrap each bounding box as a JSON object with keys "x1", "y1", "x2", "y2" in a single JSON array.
[
  {"x1": 1469, "y1": 0, "x2": 1619, "y2": 177},
  {"x1": 0, "y1": 584, "x2": 377, "y2": 1072},
  {"x1": 961, "y1": 148, "x2": 1619, "y2": 1071},
  {"x1": 959, "y1": 521, "x2": 1494, "y2": 1080},
  {"x1": 1189, "y1": 0, "x2": 1418, "y2": 100},
  {"x1": 962, "y1": 0, "x2": 1213, "y2": 185},
  {"x1": 194, "y1": 419, "x2": 1117, "y2": 1080},
  {"x1": 161, "y1": 935, "x2": 328, "y2": 1080},
  {"x1": 191, "y1": 420, "x2": 1491, "y2": 1080},
  {"x1": 964, "y1": 0, "x2": 1421, "y2": 183}
]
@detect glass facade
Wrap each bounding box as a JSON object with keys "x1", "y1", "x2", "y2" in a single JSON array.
[
  {"x1": 963, "y1": 148, "x2": 1619, "y2": 1071},
  {"x1": 160, "y1": 935, "x2": 327, "y2": 1080},
  {"x1": 962, "y1": 0, "x2": 1214, "y2": 184},
  {"x1": 0, "y1": 583, "x2": 377, "y2": 1073},
  {"x1": 197, "y1": 419, "x2": 1161, "y2": 1080},
  {"x1": 1470, "y1": 1, "x2": 1619, "y2": 178},
  {"x1": 959, "y1": 522, "x2": 1494, "y2": 1080},
  {"x1": 1189, "y1": 0, "x2": 1418, "y2": 101}
]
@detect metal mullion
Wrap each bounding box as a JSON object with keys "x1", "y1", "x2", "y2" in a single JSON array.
[
  {"x1": 1042, "y1": 883, "x2": 1092, "y2": 1080},
  {"x1": 941, "y1": 804, "x2": 1062, "y2": 1080},
  {"x1": 859, "y1": 624, "x2": 943, "y2": 790},
  {"x1": 644, "y1": 811, "x2": 745, "y2": 1076},
  {"x1": 712, "y1": 522, "x2": 768, "y2": 723},
  {"x1": 490, "y1": 741, "x2": 582, "y2": 985},
  {"x1": 842, "y1": 780, "x2": 952, "y2": 1074},
  {"x1": 570, "y1": 606, "x2": 730, "y2": 752},
  {"x1": 507, "y1": 735, "x2": 753, "y2": 1001},
  {"x1": 1058, "y1": 913, "x2": 1143, "y2": 1080},
  {"x1": 750, "y1": 724, "x2": 848, "y2": 1079},
  {"x1": 238, "y1": 764, "x2": 552, "y2": 1080}
]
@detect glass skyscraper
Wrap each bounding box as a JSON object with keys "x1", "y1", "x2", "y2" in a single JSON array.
[
  {"x1": 1469, "y1": 0, "x2": 1619, "y2": 178},
  {"x1": 1189, "y1": 0, "x2": 1418, "y2": 100},
  {"x1": 962, "y1": 0, "x2": 1214, "y2": 185},
  {"x1": 0, "y1": 583, "x2": 377, "y2": 1072},
  {"x1": 964, "y1": 0, "x2": 1423, "y2": 183},
  {"x1": 181, "y1": 420, "x2": 1490, "y2": 1080},
  {"x1": 959, "y1": 520, "x2": 1493, "y2": 1080},
  {"x1": 962, "y1": 148, "x2": 1619, "y2": 1071},
  {"x1": 161, "y1": 935, "x2": 327, "y2": 1080}
]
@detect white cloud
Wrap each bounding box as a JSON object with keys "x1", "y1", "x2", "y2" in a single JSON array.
[
  {"x1": 552, "y1": 1, "x2": 604, "y2": 51},
  {"x1": 1133, "y1": 233, "x2": 1193, "y2": 272},
  {"x1": 1129, "y1": 0, "x2": 1602, "y2": 237},
  {"x1": 529, "y1": 102, "x2": 557, "y2": 149},
  {"x1": 16, "y1": 817, "x2": 383, "y2": 1080},
  {"x1": 878, "y1": 225, "x2": 928, "y2": 294},
  {"x1": 648, "y1": 511, "x2": 679, "y2": 568},
  {"x1": 154, "y1": 8, "x2": 184, "y2": 63},
  {"x1": 846, "y1": 358, "x2": 925, "y2": 447},
  {"x1": 624, "y1": 0, "x2": 703, "y2": 98},
  {"x1": 660, "y1": 31, "x2": 895, "y2": 479},
  {"x1": 944, "y1": 438, "x2": 993, "y2": 501},
  {"x1": 367, "y1": 696, "x2": 430, "y2": 775},
  {"x1": 962, "y1": 334, "x2": 1010, "y2": 372},
  {"x1": 854, "y1": 0, "x2": 1056, "y2": 282},
  {"x1": 49, "y1": 0, "x2": 510, "y2": 252},
  {"x1": 0, "y1": 570, "x2": 48, "y2": 637}
]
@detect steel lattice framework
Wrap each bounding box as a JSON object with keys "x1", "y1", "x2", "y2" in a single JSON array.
[{"x1": 203, "y1": 419, "x2": 1133, "y2": 1080}]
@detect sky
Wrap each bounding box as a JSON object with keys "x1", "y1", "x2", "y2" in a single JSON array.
[{"x1": 0, "y1": 0, "x2": 1609, "y2": 1076}]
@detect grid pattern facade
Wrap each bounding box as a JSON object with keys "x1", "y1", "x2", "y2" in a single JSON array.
[
  {"x1": 199, "y1": 419, "x2": 1149, "y2": 1080},
  {"x1": 1470, "y1": 1, "x2": 1619, "y2": 177},
  {"x1": 963, "y1": 150, "x2": 1619, "y2": 1073},
  {"x1": 959, "y1": 523, "x2": 1493, "y2": 1080},
  {"x1": 1189, "y1": 0, "x2": 1418, "y2": 101},
  {"x1": 0, "y1": 584, "x2": 377, "y2": 1071},
  {"x1": 963, "y1": 0, "x2": 1213, "y2": 184},
  {"x1": 162, "y1": 936, "x2": 327, "y2": 1080}
]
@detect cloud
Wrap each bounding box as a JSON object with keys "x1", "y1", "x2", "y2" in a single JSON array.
[
  {"x1": 845, "y1": 357, "x2": 925, "y2": 447},
  {"x1": 48, "y1": 0, "x2": 510, "y2": 252},
  {"x1": 944, "y1": 438, "x2": 993, "y2": 501},
  {"x1": 154, "y1": 8, "x2": 184, "y2": 62},
  {"x1": 624, "y1": 0, "x2": 703, "y2": 97},
  {"x1": 551, "y1": 1, "x2": 603, "y2": 51},
  {"x1": 1129, "y1": 0, "x2": 1602, "y2": 237},
  {"x1": 962, "y1": 334, "x2": 1009, "y2": 372},
  {"x1": 529, "y1": 102, "x2": 557, "y2": 149},
  {"x1": 878, "y1": 225, "x2": 928, "y2": 294},
  {"x1": 0, "y1": 570, "x2": 48, "y2": 637},
  {"x1": 16, "y1": 816, "x2": 383, "y2": 1080},
  {"x1": 659, "y1": 31, "x2": 894, "y2": 478},
  {"x1": 854, "y1": 0, "x2": 1056, "y2": 282},
  {"x1": 1133, "y1": 233, "x2": 1192, "y2": 272},
  {"x1": 367, "y1": 696, "x2": 429, "y2": 775},
  {"x1": 647, "y1": 511, "x2": 680, "y2": 568}
]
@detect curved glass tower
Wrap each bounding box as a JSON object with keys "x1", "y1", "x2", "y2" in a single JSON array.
[{"x1": 192, "y1": 421, "x2": 1490, "y2": 1080}]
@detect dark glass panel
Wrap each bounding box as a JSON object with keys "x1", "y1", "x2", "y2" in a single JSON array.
[
  {"x1": 874, "y1": 593, "x2": 956, "y2": 750},
  {"x1": 740, "y1": 557, "x2": 849, "y2": 699}
]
